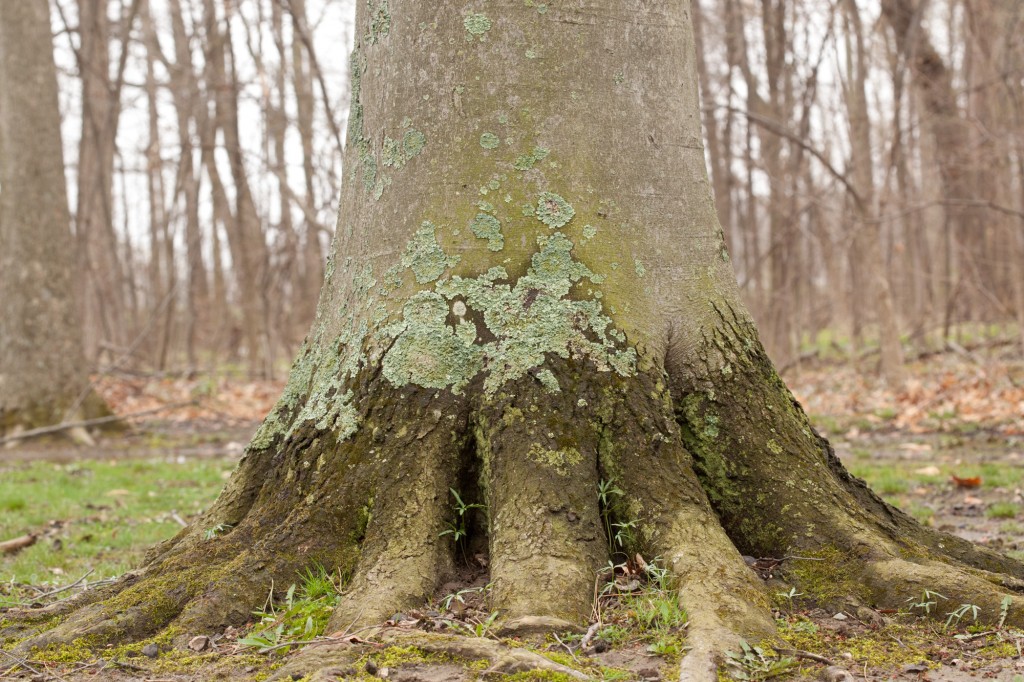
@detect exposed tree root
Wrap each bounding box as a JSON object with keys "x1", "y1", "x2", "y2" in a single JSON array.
[
  {"x1": 601, "y1": 370, "x2": 776, "y2": 680},
  {"x1": 268, "y1": 629, "x2": 590, "y2": 681},
  {"x1": 672, "y1": 307, "x2": 1024, "y2": 632},
  {"x1": 477, "y1": 370, "x2": 606, "y2": 624},
  {"x1": 327, "y1": 399, "x2": 469, "y2": 630},
  {"x1": 9, "y1": 329, "x2": 1024, "y2": 682}
]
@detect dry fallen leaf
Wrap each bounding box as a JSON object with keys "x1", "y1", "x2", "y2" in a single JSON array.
[{"x1": 951, "y1": 476, "x2": 982, "y2": 489}]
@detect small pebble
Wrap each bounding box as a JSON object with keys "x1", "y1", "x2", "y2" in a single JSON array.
[
  {"x1": 832, "y1": 612, "x2": 848, "y2": 620},
  {"x1": 141, "y1": 643, "x2": 159, "y2": 658},
  {"x1": 187, "y1": 635, "x2": 210, "y2": 652}
]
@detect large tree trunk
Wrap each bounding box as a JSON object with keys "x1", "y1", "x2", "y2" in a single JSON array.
[
  {"x1": 8, "y1": 2, "x2": 1024, "y2": 679},
  {"x1": 0, "y1": 0, "x2": 110, "y2": 435}
]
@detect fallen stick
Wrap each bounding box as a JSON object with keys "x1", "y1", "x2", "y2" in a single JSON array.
[
  {"x1": 0, "y1": 534, "x2": 37, "y2": 555},
  {"x1": 0, "y1": 401, "x2": 196, "y2": 446}
]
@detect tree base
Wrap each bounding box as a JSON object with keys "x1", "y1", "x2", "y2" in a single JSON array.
[{"x1": 4, "y1": 332, "x2": 1024, "y2": 680}]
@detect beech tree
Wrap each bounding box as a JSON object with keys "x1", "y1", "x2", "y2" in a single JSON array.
[
  {"x1": 8, "y1": 1, "x2": 1024, "y2": 678},
  {"x1": 0, "y1": 0, "x2": 109, "y2": 438}
]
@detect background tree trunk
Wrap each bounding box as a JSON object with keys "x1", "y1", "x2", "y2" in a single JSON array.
[{"x1": 0, "y1": 0, "x2": 110, "y2": 434}]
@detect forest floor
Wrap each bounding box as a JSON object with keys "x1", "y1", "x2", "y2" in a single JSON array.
[{"x1": 1, "y1": 354, "x2": 1024, "y2": 681}]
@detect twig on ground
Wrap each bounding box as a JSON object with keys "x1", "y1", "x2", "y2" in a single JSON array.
[
  {"x1": 580, "y1": 622, "x2": 601, "y2": 650},
  {"x1": 0, "y1": 534, "x2": 37, "y2": 556},
  {"x1": 169, "y1": 511, "x2": 188, "y2": 528},
  {"x1": 253, "y1": 626, "x2": 380, "y2": 654},
  {"x1": 0, "y1": 648, "x2": 70, "y2": 682},
  {"x1": 773, "y1": 646, "x2": 836, "y2": 666},
  {"x1": 552, "y1": 632, "x2": 580, "y2": 664},
  {"x1": 3, "y1": 570, "x2": 98, "y2": 608},
  {"x1": 34, "y1": 570, "x2": 95, "y2": 601},
  {"x1": 0, "y1": 402, "x2": 197, "y2": 446}
]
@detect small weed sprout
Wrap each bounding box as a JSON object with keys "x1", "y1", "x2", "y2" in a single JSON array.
[
  {"x1": 237, "y1": 564, "x2": 340, "y2": 653},
  {"x1": 439, "y1": 583, "x2": 492, "y2": 612},
  {"x1": 945, "y1": 603, "x2": 980, "y2": 629},
  {"x1": 612, "y1": 519, "x2": 638, "y2": 550},
  {"x1": 439, "y1": 488, "x2": 484, "y2": 562},
  {"x1": 598, "y1": 478, "x2": 625, "y2": 552},
  {"x1": 449, "y1": 610, "x2": 500, "y2": 638},
  {"x1": 596, "y1": 557, "x2": 688, "y2": 657},
  {"x1": 725, "y1": 641, "x2": 797, "y2": 681},
  {"x1": 906, "y1": 589, "x2": 947, "y2": 616},
  {"x1": 776, "y1": 587, "x2": 803, "y2": 611},
  {"x1": 203, "y1": 523, "x2": 234, "y2": 540},
  {"x1": 999, "y1": 596, "x2": 1013, "y2": 629}
]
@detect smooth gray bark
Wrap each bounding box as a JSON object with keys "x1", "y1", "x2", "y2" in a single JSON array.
[{"x1": 0, "y1": 0, "x2": 105, "y2": 432}]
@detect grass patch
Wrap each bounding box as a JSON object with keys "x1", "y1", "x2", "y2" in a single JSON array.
[
  {"x1": 237, "y1": 564, "x2": 341, "y2": 652},
  {"x1": 847, "y1": 464, "x2": 909, "y2": 495},
  {"x1": 0, "y1": 456, "x2": 233, "y2": 604},
  {"x1": 987, "y1": 503, "x2": 1019, "y2": 519}
]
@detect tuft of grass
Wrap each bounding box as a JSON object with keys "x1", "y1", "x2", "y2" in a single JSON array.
[
  {"x1": 987, "y1": 503, "x2": 1019, "y2": 520},
  {"x1": 1, "y1": 498, "x2": 27, "y2": 512},
  {"x1": 237, "y1": 565, "x2": 341, "y2": 653}
]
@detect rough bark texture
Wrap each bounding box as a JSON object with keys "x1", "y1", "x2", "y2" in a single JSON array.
[
  {"x1": 7, "y1": 2, "x2": 1024, "y2": 680},
  {"x1": 0, "y1": 0, "x2": 110, "y2": 435}
]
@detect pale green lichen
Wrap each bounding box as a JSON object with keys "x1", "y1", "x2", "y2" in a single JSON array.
[
  {"x1": 273, "y1": 311, "x2": 371, "y2": 443},
  {"x1": 536, "y1": 369, "x2": 560, "y2": 393},
  {"x1": 382, "y1": 129, "x2": 427, "y2": 169},
  {"x1": 464, "y1": 13, "x2": 492, "y2": 41},
  {"x1": 381, "y1": 292, "x2": 484, "y2": 392},
  {"x1": 373, "y1": 175, "x2": 392, "y2": 200},
  {"x1": 702, "y1": 412, "x2": 720, "y2": 439},
  {"x1": 379, "y1": 264, "x2": 404, "y2": 297},
  {"x1": 480, "y1": 132, "x2": 500, "y2": 149},
  {"x1": 470, "y1": 213, "x2": 504, "y2": 251},
  {"x1": 456, "y1": 319, "x2": 478, "y2": 346},
  {"x1": 383, "y1": 233, "x2": 636, "y2": 393},
  {"x1": 513, "y1": 147, "x2": 550, "y2": 171},
  {"x1": 528, "y1": 444, "x2": 581, "y2": 475},
  {"x1": 634, "y1": 259, "x2": 646, "y2": 278},
  {"x1": 248, "y1": 343, "x2": 318, "y2": 450},
  {"x1": 347, "y1": 50, "x2": 378, "y2": 194},
  {"x1": 767, "y1": 439, "x2": 784, "y2": 455},
  {"x1": 402, "y1": 222, "x2": 461, "y2": 283},
  {"x1": 536, "y1": 192, "x2": 575, "y2": 229},
  {"x1": 582, "y1": 224, "x2": 597, "y2": 241},
  {"x1": 354, "y1": 263, "x2": 376, "y2": 299},
  {"x1": 365, "y1": 0, "x2": 391, "y2": 44}
]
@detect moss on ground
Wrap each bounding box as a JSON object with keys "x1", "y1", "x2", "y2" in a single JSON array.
[{"x1": 783, "y1": 547, "x2": 870, "y2": 607}]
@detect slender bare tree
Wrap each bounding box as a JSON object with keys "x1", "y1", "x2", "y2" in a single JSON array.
[{"x1": 0, "y1": 0, "x2": 110, "y2": 437}]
